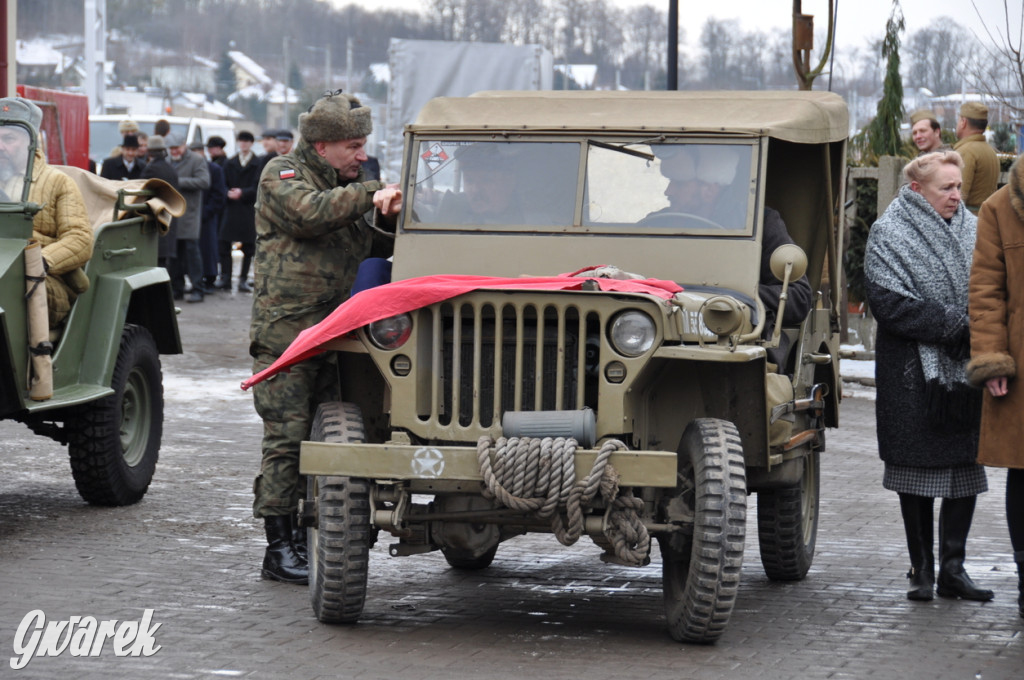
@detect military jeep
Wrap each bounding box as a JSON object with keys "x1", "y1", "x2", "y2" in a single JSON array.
[
  {"x1": 297, "y1": 91, "x2": 847, "y2": 642},
  {"x1": 0, "y1": 112, "x2": 182, "y2": 506}
]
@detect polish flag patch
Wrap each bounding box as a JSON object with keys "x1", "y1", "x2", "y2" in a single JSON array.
[{"x1": 279, "y1": 169, "x2": 296, "y2": 179}]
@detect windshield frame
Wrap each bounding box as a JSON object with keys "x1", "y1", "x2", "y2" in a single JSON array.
[
  {"x1": 401, "y1": 133, "x2": 762, "y2": 238},
  {"x1": 0, "y1": 120, "x2": 38, "y2": 205}
]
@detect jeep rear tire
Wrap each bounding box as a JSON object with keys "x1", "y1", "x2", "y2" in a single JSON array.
[
  {"x1": 660, "y1": 418, "x2": 746, "y2": 644},
  {"x1": 66, "y1": 324, "x2": 162, "y2": 506},
  {"x1": 756, "y1": 451, "x2": 820, "y2": 581},
  {"x1": 308, "y1": 402, "x2": 373, "y2": 624}
]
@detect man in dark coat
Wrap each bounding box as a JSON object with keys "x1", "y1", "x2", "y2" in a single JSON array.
[
  {"x1": 168, "y1": 134, "x2": 211, "y2": 303},
  {"x1": 100, "y1": 134, "x2": 146, "y2": 181},
  {"x1": 206, "y1": 135, "x2": 229, "y2": 169},
  {"x1": 191, "y1": 140, "x2": 227, "y2": 290},
  {"x1": 218, "y1": 130, "x2": 261, "y2": 292},
  {"x1": 140, "y1": 135, "x2": 180, "y2": 273}
]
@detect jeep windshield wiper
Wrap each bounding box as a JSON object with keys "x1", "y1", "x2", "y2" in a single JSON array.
[{"x1": 587, "y1": 139, "x2": 654, "y2": 161}]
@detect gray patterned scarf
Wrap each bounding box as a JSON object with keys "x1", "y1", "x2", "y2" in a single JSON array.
[{"x1": 865, "y1": 184, "x2": 978, "y2": 425}]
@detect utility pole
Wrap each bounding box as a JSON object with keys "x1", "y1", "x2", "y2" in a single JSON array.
[
  {"x1": 84, "y1": 0, "x2": 106, "y2": 114},
  {"x1": 667, "y1": 0, "x2": 678, "y2": 90},
  {"x1": 282, "y1": 36, "x2": 290, "y2": 129},
  {"x1": 346, "y1": 37, "x2": 353, "y2": 93}
]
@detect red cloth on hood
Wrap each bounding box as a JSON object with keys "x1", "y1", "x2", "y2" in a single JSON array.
[{"x1": 240, "y1": 270, "x2": 682, "y2": 390}]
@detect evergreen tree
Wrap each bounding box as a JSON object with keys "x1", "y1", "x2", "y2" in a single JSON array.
[
  {"x1": 867, "y1": 2, "x2": 905, "y2": 158},
  {"x1": 216, "y1": 52, "x2": 236, "y2": 103}
]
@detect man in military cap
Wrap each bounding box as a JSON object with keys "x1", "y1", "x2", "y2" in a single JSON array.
[
  {"x1": 910, "y1": 110, "x2": 949, "y2": 156},
  {"x1": 954, "y1": 101, "x2": 1000, "y2": 213},
  {"x1": 258, "y1": 129, "x2": 278, "y2": 171},
  {"x1": 0, "y1": 97, "x2": 92, "y2": 328},
  {"x1": 249, "y1": 91, "x2": 401, "y2": 584},
  {"x1": 275, "y1": 129, "x2": 294, "y2": 156}
]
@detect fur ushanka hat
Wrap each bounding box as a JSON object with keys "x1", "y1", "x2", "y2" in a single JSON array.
[{"x1": 298, "y1": 91, "x2": 372, "y2": 143}]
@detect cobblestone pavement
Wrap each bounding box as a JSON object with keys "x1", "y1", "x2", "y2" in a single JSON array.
[{"x1": 0, "y1": 289, "x2": 1021, "y2": 680}]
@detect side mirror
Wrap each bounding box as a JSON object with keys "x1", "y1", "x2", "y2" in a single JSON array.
[
  {"x1": 767, "y1": 244, "x2": 808, "y2": 349},
  {"x1": 769, "y1": 243, "x2": 808, "y2": 282}
]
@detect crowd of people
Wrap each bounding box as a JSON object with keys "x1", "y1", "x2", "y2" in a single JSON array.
[{"x1": 2, "y1": 91, "x2": 1021, "y2": 618}]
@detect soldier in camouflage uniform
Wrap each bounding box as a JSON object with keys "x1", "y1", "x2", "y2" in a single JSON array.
[{"x1": 250, "y1": 91, "x2": 402, "y2": 584}]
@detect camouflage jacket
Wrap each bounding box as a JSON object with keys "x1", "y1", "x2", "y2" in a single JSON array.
[{"x1": 250, "y1": 138, "x2": 391, "y2": 357}]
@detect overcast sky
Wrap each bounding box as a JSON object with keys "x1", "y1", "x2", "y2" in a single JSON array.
[{"x1": 327, "y1": 0, "x2": 1010, "y2": 52}]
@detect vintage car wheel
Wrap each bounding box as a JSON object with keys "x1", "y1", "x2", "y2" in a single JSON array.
[
  {"x1": 660, "y1": 418, "x2": 746, "y2": 643},
  {"x1": 66, "y1": 324, "x2": 162, "y2": 506},
  {"x1": 756, "y1": 451, "x2": 820, "y2": 581},
  {"x1": 308, "y1": 402, "x2": 373, "y2": 624}
]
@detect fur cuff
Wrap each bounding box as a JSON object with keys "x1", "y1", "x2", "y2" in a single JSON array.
[{"x1": 966, "y1": 352, "x2": 1017, "y2": 386}]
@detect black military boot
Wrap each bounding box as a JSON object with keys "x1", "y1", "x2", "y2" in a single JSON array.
[
  {"x1": 899, "y1": 493, "x2": 935, "y2": 601},
  {"x1": 261, "y1": 515, "x2": 309, "y2": 584},
  {"x1": 292, "y1": 522, "x2": 308, "y2": 563},
  {"x1": 936, "y1": 496, "x2": 994, "y2": 601}
]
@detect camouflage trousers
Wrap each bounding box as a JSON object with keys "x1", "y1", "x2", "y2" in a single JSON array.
[{"x1": 251, "y1": 351, "x2": 340, "y2": 518}]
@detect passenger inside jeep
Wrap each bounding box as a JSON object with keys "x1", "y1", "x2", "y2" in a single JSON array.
[
  {"x1": 436, "y1": 146, "x2": 523, "y2": 225},
  {"x1": 0, "y1": 102, "x2": 93, "y2": 331}
]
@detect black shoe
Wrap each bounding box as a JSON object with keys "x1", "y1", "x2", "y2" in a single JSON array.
[
  {"x1": 907, "y1": 566, "x2": 935, "y2": 601},
  {"x1": 185, "y1": 291, "x2": 204, "y2": 303},
  {"x1": 237, "y1": 280, "x2": 252, "y2": 293},
  {"x1": 172, "y1": 291, "x2": 184, "y2": 301},
  {"x1": 936, "y1": 569, "x2": 994, "y2": 601},
  {"x1": 261, "y1": 516, "x2": 308, "y2": 584},
  {"x1": 213, "y1": 276, "x2": 231, "y2": 290}
]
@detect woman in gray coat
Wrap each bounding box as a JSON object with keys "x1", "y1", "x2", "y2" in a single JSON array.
[{"x1": 864, "y1": 151, "x2": 992, "y2": 603}]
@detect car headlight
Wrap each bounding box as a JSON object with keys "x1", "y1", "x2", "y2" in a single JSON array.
[
  {"x1": 367, "y1": 313, "x2": 412, "y2": 350},
  {"x1": 608, "y1": 311, "x2": 656, "y2": 357}
]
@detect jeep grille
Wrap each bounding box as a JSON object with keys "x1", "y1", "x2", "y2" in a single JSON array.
[{"x1": 414, "y1": 299, "x2": 601, "y2": 433}]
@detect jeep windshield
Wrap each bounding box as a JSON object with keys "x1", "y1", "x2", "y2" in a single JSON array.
[
  {"x1": 406, "y1": 139, "x2": 756, "y2": 235},
  {"x1": 0, "y1": 123, "x2": 33, "y2": 204}
]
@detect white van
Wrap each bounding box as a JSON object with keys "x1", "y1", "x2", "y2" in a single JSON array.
[{"x1": 89, "y1": 114, "x2": 238, "y2": 168}]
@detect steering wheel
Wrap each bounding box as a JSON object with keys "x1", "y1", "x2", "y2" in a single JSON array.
[{"x1": 640, "y1": 212, "x2": 725, "y2": 230}]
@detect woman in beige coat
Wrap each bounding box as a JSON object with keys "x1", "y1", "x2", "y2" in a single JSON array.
[{"x1": 967, "y1": 156, "x2": 1024, "y2": 619}]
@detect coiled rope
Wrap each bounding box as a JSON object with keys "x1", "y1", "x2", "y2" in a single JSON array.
[{"x1": 476, "y1": 435, "x2": 650, "y2": 566}]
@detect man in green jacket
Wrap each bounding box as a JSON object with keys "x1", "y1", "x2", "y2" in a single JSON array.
[
  {"x1": 249, "y1": 91, "x2": 401, "y2": 583},
  {"x1": 953, "y1": 101, "x2": 999, "y2": 214}
]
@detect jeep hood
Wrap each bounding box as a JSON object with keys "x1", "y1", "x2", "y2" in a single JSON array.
[{"x1": 240, "y1": 270, "x2": 682, "y2": 390}]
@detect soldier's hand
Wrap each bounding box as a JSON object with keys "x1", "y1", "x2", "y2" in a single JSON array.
[{"x1": 374, "y1": 184, "x2": 402, "y2": 216}]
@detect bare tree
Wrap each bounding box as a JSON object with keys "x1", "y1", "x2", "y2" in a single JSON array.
[
  {"x1": 621, "y1": 5, "x2": 668, "y2": 90},
  {"x1": 700, "y1": 18, "x2": 738, "y2": 88},
  {"x1": 906, "y1": 18, "x2": 975, "y2": 96},
  {"x1": 966, "y1": 0, "x2": 1024, "y2": 115}
]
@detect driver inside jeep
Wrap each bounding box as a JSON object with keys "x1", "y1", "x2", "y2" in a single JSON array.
[
  {"x1": 643, "y1": 146, "x2": 748, "y2": 229},
  {"x1": 646, "y1": 145, "x2": 813, "y2": 368},
  {"x1": 0, "y1": 98, "x2": 93, "y2": 329}
]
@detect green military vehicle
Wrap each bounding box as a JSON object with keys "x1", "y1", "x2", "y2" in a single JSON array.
[
  {"x1": 0, "y1": 110, "x2": 182, "y2": 506},
  {"x1": 297, "y1": 91, "x2": 847, "y2": 642}
]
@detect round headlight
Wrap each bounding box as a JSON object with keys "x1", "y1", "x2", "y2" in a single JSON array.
[
  {"x1": 368, "y1": 313, "x2": 412, "y2": 350},
  {"x1": 609, "y1": 311, "x2": 656, "y2": 357}
]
